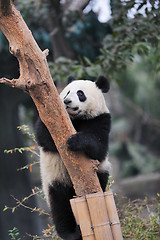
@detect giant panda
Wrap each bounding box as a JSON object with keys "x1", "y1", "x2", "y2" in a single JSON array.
[{"x1": 35, "y1": 75, "x2": 111, "y2": 240}]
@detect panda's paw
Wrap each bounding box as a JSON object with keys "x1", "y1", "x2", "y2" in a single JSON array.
[{"x1": 67, "y1": 133, "x2": 83, "y2": 152}]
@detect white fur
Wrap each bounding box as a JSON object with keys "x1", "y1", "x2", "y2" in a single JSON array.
[
  {"x1": 98, "y1": 155, "x2": 112, "y2": 173},
  {"x1": 60, "y1": 80, "x2": 109, "y2": 119},
  {"x1": 40, "y1": 80, "x2": 111, "y2": 203},
  {"x1": 40, "y1": 148, "x2": 72, "y2": 202}
]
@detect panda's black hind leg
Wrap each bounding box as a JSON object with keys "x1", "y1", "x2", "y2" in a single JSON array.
[
  {"x1": 49, "y1": 182, "x2": 82, "y2": 240},
  {"x1": 97, "y1": 171, "x2": 109, "y2": 192},
  {"x1": 59, "y1": 225, "x2": 82, "y2": 240}
]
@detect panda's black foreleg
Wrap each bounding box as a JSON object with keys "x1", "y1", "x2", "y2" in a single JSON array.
[
  {"x1": 67, "y1": 132, "x2": 106, "y2": 161},
  {"x1": 67, "y1": 133, "x2": 110, "y2": 192},
  {"x1": 49, "y1": 182, "x2": 82, "y2": 240}
]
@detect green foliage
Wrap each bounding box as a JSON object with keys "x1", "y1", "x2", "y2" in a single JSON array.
[
  {"x1": 48, "y1": 56, "x2": 104, "y2": 82},
  {"x1": 48, "y1": 1, "x2": 160, "y2": 82},
  {"x1": 49, "y1": 57, "x2": 79, "y2": 82},
  {"x1": 28, "y1": 225, "x2": 60, "y2": 240},
  {"x1": 8, "y1": 227, "x2": 21, "y2": 240},
  {"x1": 101, "y1": 0, "x2": 160, "y2": 78},
  {"x1": 118, "y1": 194, "x2": 160, "y2": 239},
  {"x1": 17, "y1": 125, "x2": 37, "y2": 143},
  {"x1": 106, "y1": 175, "x2": 115, "y2": 190},
  {"x1": 4, "y1": 125, "x2": 39, "y2": 171}
]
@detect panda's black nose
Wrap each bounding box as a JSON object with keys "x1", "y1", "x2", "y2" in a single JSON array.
[{"x1": 64, "y1": 99, "x2": 72, "y2": 105}]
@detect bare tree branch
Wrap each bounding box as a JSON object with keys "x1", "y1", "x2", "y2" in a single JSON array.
[{"x1": 0, "y1": 1, "x2": 102, "y2": 196}]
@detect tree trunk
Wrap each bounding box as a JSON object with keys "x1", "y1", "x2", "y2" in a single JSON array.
[
  {"x1": 0, "y1": 1, "x2": 102, "y2": 197},
  {"x1": 46, "y1": 0, "x2": 75, "y2": 59}
]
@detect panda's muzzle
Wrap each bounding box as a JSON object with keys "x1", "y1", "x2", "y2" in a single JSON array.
[
  {"x1": 66, "y1": 106, "x2": 79, "y2": 112},
  {"x1": 64, "y1": 99, "x2": 72, "y2": 105},
  {"x1": 64, "y1": 99, "x2": 79, "y2": 112}
]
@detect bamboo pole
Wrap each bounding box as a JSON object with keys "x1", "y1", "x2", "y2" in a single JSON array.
[
  {"x1": 71, "y1": 191, "x2": 123, "y2": 240},
  {"x1": 86, "y1": 192, "x2": 113, "y2": 240},
  {"x1": 104, "y1": 191, "x2": 123, "y2": 240},
  {"x1": 70, "y1": 197, "x2": 95, "y2": 240}
]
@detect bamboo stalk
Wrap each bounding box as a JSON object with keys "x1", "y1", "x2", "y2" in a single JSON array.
[
  {"x1": 86, "y1": 192, "x2": 113, "y2": 240},
  {"x1": 70, "y1": 197, "x2": 95, "y2": 240},
  {"x1": 70, "y1": 198, "x2": 79, "y2": 225},
  {"x1": 104, "y1": 191, "x2": 123, "y2": 240},
  {"x1": 71, "y1": 192, "x2": 123, "y2": 240}
]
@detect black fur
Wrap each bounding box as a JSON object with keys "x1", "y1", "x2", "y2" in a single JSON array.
[
  {"x1": 49, "y1": 182, "x2": 82, "y2": 240},
  {"x1": 97, "y1": 171, "x2": 109, "y2": 192},
  {"x1": 96, "y1": 76, "x2": 110, "y2": 93},
  {"x1": 67, "y1": 113, "x2": 111, "y2": 161},
  {"x1": 67, "y1": 75, "x2": 75, "y2": 84},
  {"x1": 36, "y1": 113, "x2": 111, "y2": 160},
  {"x1": 35, "y1": 117, "x2": 57, "y2": 152},
  {"x1": 35, "y1": 113, "x2": 111, "y2": 239}
]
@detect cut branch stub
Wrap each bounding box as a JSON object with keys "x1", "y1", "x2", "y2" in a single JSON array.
[{"x1": 0, "y1": 2, "x2": 102, "y2": 196}]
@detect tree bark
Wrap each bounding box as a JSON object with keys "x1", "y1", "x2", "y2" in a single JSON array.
[{"x1": 0, "y1": 1, "x2": 102, "y2": 196}]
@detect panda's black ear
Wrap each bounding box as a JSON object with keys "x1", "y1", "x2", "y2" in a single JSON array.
[
  {"x1": 95, "y1": 76, "x2": 110, "y2": 93},
  {"x1": 67, "y1": 75, "x2": 75, "y2": 84}
]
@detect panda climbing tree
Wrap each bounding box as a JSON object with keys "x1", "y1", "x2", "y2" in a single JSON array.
[
  {"x1": 35, "y1": 76, "x2": 111, "y2": 239},
  {"x1": 0, "y1": 2, "x2": 123, "y2": 240}
]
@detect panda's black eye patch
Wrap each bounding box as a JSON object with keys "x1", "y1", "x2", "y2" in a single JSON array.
[{"x1": 77, "y1": 90, "x2": 86, "y2": 102}]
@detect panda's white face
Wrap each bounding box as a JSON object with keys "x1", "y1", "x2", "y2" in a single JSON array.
[{"x1": 60, "y1": 80, "x2": 109, "y2": 119}]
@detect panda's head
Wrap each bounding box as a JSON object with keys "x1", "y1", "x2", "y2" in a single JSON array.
[{"x1": 60, "y1": 76, "x2": 110, "y2": 119}]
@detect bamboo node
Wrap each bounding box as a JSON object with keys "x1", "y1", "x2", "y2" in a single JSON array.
[
  {"x1": 86, "y1": 191, "x2": 104, "y2": 199},
  {"x1": 92, "y1": 221, "x2": 110, "y2": 229},
  {"x1": 110, "y1": 221, "x2": 120, "y2": 226},
  {"x1": 104, "y1": 191, "x2": 113, "y2": 196},
  {"x1": 82, "y1": 233, "x2": 95, "y2": 237}
]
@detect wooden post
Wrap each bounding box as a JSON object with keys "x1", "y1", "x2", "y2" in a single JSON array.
[
  {"x1": 104, "y1": 191, "x2": 123, "y2": 240},
  {"x1": 71, "y1": 191, "x2": 123, "y2": 240},
  {"x1": 70, "y1": 197, "x2": 95, "y2": 240},
  {"x1": 86, "y1": 192, "x2": 113, "y2": 240}
]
